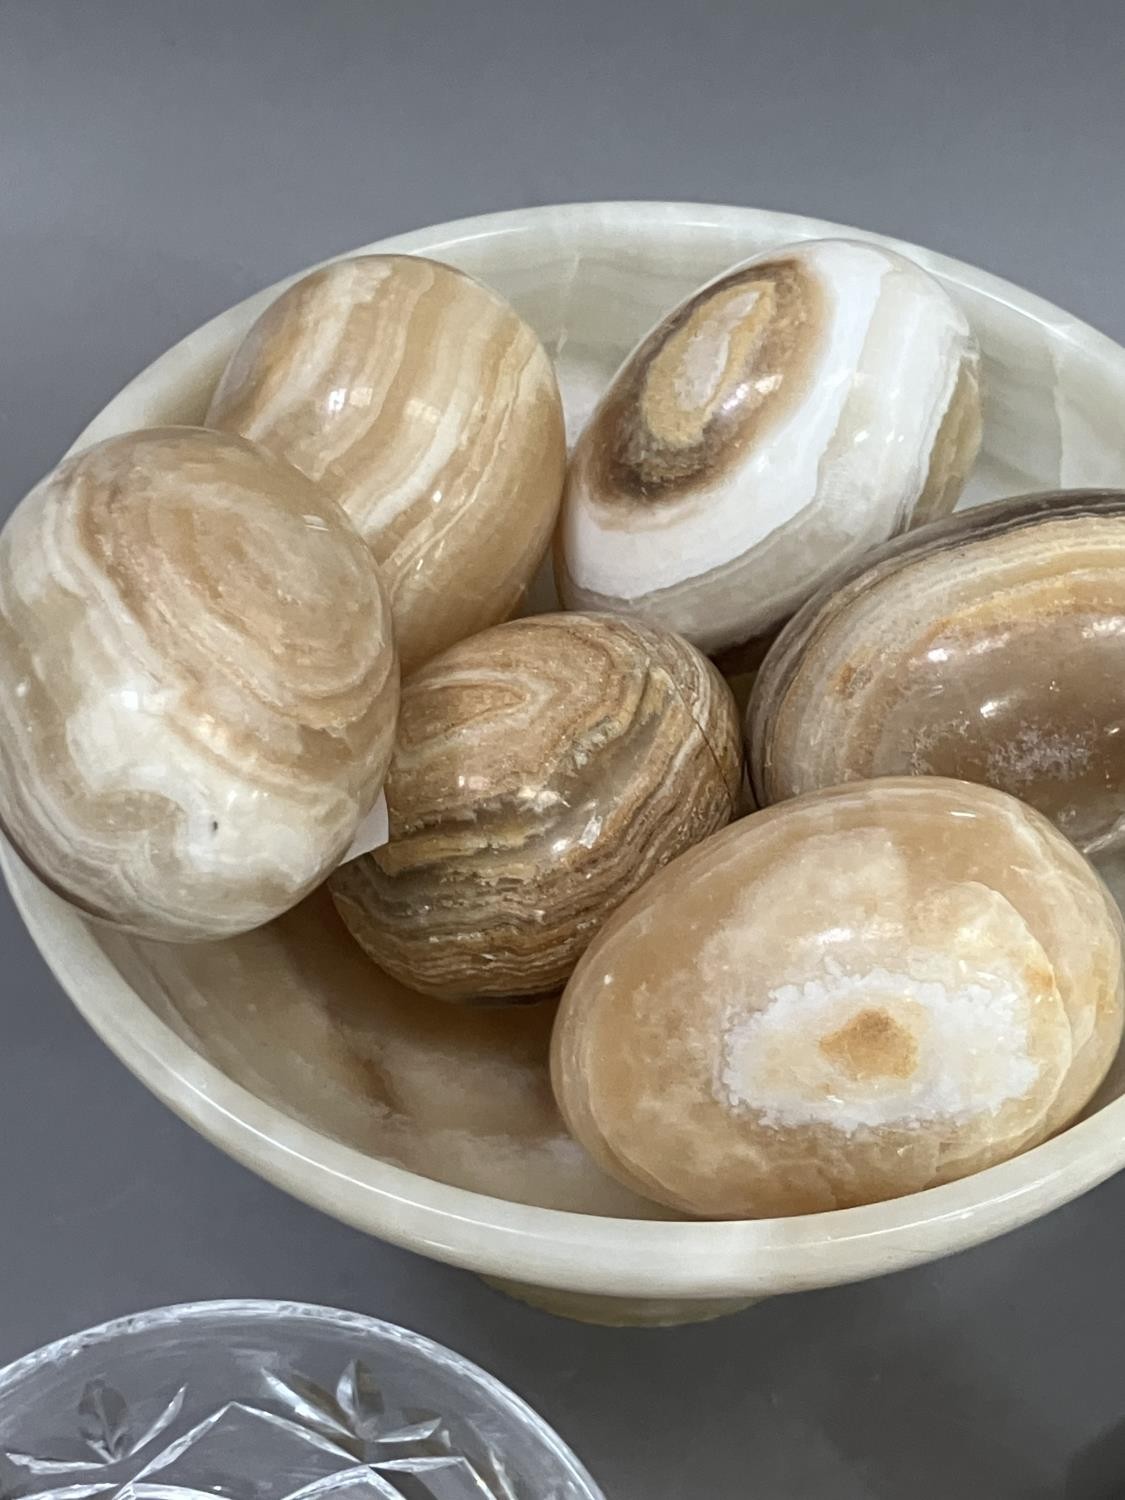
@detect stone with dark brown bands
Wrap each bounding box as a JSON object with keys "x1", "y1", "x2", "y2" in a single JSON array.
[
  {"x1": 558, "y1": 238, "x2": 982, "y2": 657},
  {"x1": 330, "y1": 612, "x2": 742, "y2": 1002},
  {"x1": 590, "y1": 258, "x2": 822, "y2": 501}
]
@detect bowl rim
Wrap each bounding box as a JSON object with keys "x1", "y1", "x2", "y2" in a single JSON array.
[
  {"x1": 6, "y1": 198, "x2": 1125, "y2": 1302},
  {"x1": 0, "y1": 1296, "x2": 604, "y2": 1497}
]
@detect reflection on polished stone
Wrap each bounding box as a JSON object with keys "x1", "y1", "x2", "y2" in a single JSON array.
[
  {"x1": 553, "y1": 779, "x2": 1125, "y2": 1218},
  {"x1": 209, "y1": 254, "x2": 566, "y2": 672},
  {"x1": 750, "y1": 489, "x2": 1125, "y2": 880},
  {"x1": 331, "y1": 612, "x2": 742, "y2": 1002},
  {"x1": 558, "y1": 238, "x2": 980, "y2": 656},
  {"x1": 0, "y1": 428, "x2": 398, "y2": 940}
]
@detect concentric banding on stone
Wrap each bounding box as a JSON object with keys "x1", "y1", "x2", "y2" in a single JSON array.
[
  {"x1": 329, "y1": 611, "x2": 742, "y2": 1003},
  {"x1": 208, "y1": 254, "x2": 566, "y2": 672},
  {"x1": 551, "y1": 778, "x2": 1125, "y2": 1218},
  {"x1": 0, "y1": 427, "x2": 399, "y2": 941},
  {"x1": 749, "y1": 489, "x2": 1125, "y2": 868},
  {"x1": 557, "y1": 238, "x2": 981, "y2": 654}
]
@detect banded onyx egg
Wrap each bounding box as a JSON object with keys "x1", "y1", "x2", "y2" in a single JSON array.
[
  {"x1": 749, "y1": 490, "x2": 1125, "y2": 888},
  {"x1": 330, "y1": 612, "x2": 741, "y2": 1003},
  {"x1": 557, "y1": 238, "x2": 981, "y2": 664},
  {"x1": 552, "y1": 779, "x2": 1125, "y2": 1218},
  {"x1": 208, "y1": 254, "x2": 566, "y2": 673},
  {"x1": 0, "y1": 428, "x2": 399, "y2": 941}
]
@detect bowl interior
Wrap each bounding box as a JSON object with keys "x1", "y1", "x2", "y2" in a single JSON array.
[
  {"x1": 7, "y1": 202, "x2": 1125, "y2": 1298},
  {"x1": 0, "y1": 1299, "x2": 602, "y2": 1500}
]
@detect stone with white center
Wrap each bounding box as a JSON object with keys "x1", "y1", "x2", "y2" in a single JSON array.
[{"x1": 551, "y1": 778, "x2": 1125, "y2": 1218}]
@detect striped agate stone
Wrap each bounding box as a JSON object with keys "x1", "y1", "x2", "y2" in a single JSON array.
[
  {"x1": 748, "y1": 490, "x2": 1125, "y2": 887},
  {"x1": 0, "y1": 427, "x2": 399, "y2": 941},
  {"x1": 330, "y1": 612, "x2": 742, "y2": 1002},
  {"x1": 557, "y1": 238, "x2": 981, "y2": 663},
  {"x1": 208, "y1": 254, "x2": 567, "y2": 673}
]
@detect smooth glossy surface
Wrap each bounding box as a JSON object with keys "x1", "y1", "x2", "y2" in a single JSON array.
[
  {"x1": 9, "y1": 204, "x2": 1125, "y2": 1311},
  {"x1": 552, "y1": 779, "x2": 1125, "y2": 1219},
  {"x1": 557, "y1": 238, "x2": 981, "y2": 657},
  {"x1": 750, "y1": 490, "x2": 1125, "y2": 888},
  {"x1": 208, "y1": 255, "x2": 566, "y2": 673},
  {"x1": 331, "y1": 612, "x2": 740, "y2": 1002},
  {"x1": 0, "y1": 1300, "x2": 604, "y2": 1500},
  {"x1": 0, "y1": 427, "x2": 398, "y2": 941},
  {"x1": 100, "y1": 887, "x2": 667, "y2": 1218}
]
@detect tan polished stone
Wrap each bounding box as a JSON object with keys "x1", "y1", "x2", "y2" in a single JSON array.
[
  {"x1": 0, "y1": 427, "x2": 399, "y2": 941},
  {"x1": 749, "y1": 490, "x2": 1125, "y2": 885},
  {"x1": 330, "y1": 612, "x2": 742, "y2": 1002},
  {"x1": 557, "y1": 238, "x2": 980, "y2": 657},
  {"x1": 208, "y1": 254, "x2": 566, "y2": 673},
  {"x1": 552, "y1": 779, "x2": 1125, "y2": 1219}
]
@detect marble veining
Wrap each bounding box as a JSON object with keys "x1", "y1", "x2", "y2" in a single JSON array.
[
  {"x1": 99, "y1": 887, "x2": 671, "y2": 1218},
  {"x1": 557, "y1": 238, "x2": 981, "y2": 658},
  {"x1": 208, "y1": 254, "x2": 566, "y2": 672},
  {"x1": 330, "y1": 612, "x2": 742, "y2": 1002},
  {"x1": 0, "y1": 427, "x2": 399, "y2": 941},
  {"x1": 552, "y1": 779, "x2": 1125, "y2": 1218},
  {"x1": 749, "y1": 489, "x2": 1125, "y2": 886}
]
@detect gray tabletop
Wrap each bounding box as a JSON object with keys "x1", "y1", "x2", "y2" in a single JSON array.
[{"x1": 3, "y1": 3, "x2": 1125, "y2": 1496}]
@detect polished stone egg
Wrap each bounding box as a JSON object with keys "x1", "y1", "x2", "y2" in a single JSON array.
[
  {"x1": 330, "y1": 611, "x2": 742, "y2": 1003},
  {"x1": 749, "y1": 490, "x2": 1125, "y2": 888},
  {"x1": 0, "y1": 427, "x2": 399, "y2": 941},
  {"x1": 551, "y1": 778, "x2": 1125, "y2": 1218},
  {"x1": 556, "y1": 237, "x2": 981, "y2": 664},
  {"x1": 208, "y1": 254, "x2": 566, "y2": 673}
]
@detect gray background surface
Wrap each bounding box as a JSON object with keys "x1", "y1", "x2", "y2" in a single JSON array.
[{"x1": 2, "y1": 2, "x2": 1125, "y2": 1496}]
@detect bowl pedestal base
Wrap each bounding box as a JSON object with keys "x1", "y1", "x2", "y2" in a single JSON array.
[{"x1": 484, "y1": 1276, "x2": 760, "y2": 1327}]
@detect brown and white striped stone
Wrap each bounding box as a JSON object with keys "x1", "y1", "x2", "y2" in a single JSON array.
[
  {"x1": 748, "y1": 490, "x2": 1125, "y2": 888},
  {"x1": 0, "y1": 427, "x2": 399, "y2": 941},
  {"x1": 208, "y1": 254, "x2": 566, "y2": 673},
  {"x1": 330, "y1": 611, "x2": 741, "y2": 1002},
  {"x1": 557, "y1": 238, "x2": 981, "y2": 658}
]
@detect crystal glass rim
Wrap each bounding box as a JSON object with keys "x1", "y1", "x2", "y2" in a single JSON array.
[
  {"x1": 0, "y1": 1295, "x2": 603, "y2": 1498},
  {"x1": 5, "y1": 200, "x2": 1125, "y2": 1301}
]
